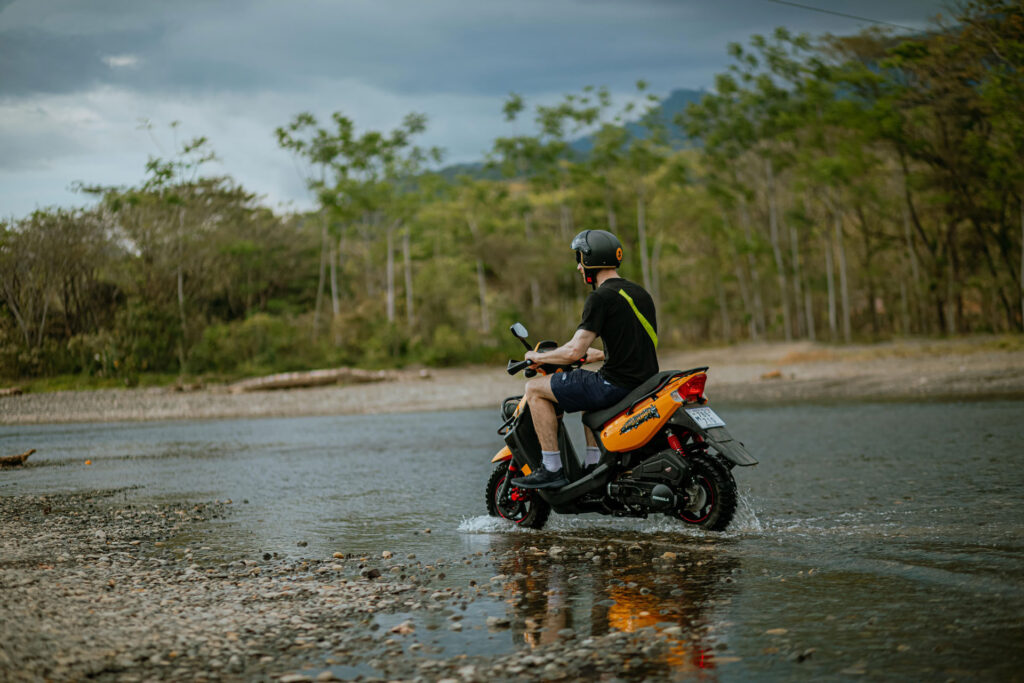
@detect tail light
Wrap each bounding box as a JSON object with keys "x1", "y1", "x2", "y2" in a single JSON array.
[{"x1": 670, "y1": 373, "x2": 706, "y2": 404}]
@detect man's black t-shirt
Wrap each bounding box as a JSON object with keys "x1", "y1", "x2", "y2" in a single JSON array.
[{"x1": 577, "y1": 278, "x2": 659, "y2": 389}]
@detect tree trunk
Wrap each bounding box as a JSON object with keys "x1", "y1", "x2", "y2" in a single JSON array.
[
  {"x1": 362, "y1": 219, "x2": 376, "y2": 299},
  {"x1": 789, "y1": 220, "x2": 805, "y2": 338},
  {"x1": 177, "y1": 210, "x2": 187, "y2": 371},
  {"x1": 734, "y1": 262, "x2": 758, "y2": 341},
  {"x1": 386, "y1": 221, "x2": 396, "y2": 324},
  {"x1": 831, "y1": 199, "x2": 852, "y2": 343},
  {"x1": 765, "y1": 159, "x2": 792, "y2": 341},
  {"x1": 902, "y1": 200, "x2": 922, "y2": 335},
  {"x1": 475, "y1": 259, "x2": 489, "y2": 334},
  {"x1": 37, "y1": 294, "x2": 50, "y2": 350},
  {"x1": 403, "y1": 227, "x2": 414, "y2": 328},
  {"x1": 650, "y1": 232, "x2": 662, "y2": 308},
  {"x1": 558, "y1": 177, "x2": 572, "y2": 241},
  {"x1": 466, "y1": 213, "x2": 489, "y2": 334},
  {"x1": 524, "y1": 212, "x2": 540, "y2": 314},
  {"x1": 329, "y1": 240, "x2": 340, "y2": 317},
  {"x1": 605, "y1": 194, "x2": 618, "y2": 234},
  {"x1": 804, "y1": 289, "x2": 816, "y2": 342},
  {"x1": 947, "y1": 222, "x2": 961, "y2": 334},
  {"x1": 637, "y1": 193, "x2": 652, "y2": 292},
  {"x1": 1020, "y1": 196, "x2": 1023, "y2": 329},
  {"x1": 716, "y1": 276, "x2": 732, "y2": 342},
  {"x1": 313, "y1": 211, "x2": 328, "y2": 338},
  {"x1": 1, "y1": 280, "x2": 31, "y2": 347},
  {"x1": 825, "y1": 209, "x2": 838, "y2": 340},
  {"x1": 900, "y1": 280, "x2": 910, "y2": 336},
  {"x1": 724, "y1": 210, "x2": 757, "y2": 341},
  {"x1": 739, "y1": 201, "x2": 766, "y2": 336},
  {"x1": 856, "y1": 204, "x2": 880, "y2": 338}
]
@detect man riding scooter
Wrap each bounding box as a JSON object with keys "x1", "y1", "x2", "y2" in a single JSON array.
[{"x1": 512, "y1": 229, "x2": 659, "y2": 489}]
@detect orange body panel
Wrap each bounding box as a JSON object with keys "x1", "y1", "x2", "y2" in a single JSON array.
[{"x1": 600, "y1": 372, "x2": 701, "y2": 452}]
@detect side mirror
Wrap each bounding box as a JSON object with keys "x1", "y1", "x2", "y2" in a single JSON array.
[{"x1": 510, "y1": 323, "x2": 529, "y2": 339}]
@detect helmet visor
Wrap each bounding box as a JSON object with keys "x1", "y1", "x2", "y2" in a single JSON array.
[{"x1": 570, "y1": 233, "x2": 591, "y2": 255}]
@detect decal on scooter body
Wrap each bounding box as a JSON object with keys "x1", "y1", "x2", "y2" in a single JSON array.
[{"x1": 619, "y1": 404, "x2": 660, "y2": 435}]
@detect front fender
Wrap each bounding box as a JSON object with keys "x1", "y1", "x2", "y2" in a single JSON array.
[
  {"x1": 668, "y1": 409, "x2": 759, "y2": 466},
  {"x1": 491, "y1": 446, "x2": 513, "y2": 463}
]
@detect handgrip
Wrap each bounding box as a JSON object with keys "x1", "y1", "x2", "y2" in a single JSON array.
[{"x1": 507, "y1": 359, "x2": 532, "y2": 375}]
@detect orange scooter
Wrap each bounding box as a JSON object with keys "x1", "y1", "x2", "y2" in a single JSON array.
[{"x1": 486, "y1": 323, "x2": 758, "y2": 531}]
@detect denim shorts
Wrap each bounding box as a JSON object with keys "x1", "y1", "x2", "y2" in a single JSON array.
[{"x1": 550, "y1": 369, "x2": 631, "y2": 414}]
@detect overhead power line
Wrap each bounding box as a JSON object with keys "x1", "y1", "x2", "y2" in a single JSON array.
[{"x1": 759, "y1": 0, "x2": 920, "y2": 31}]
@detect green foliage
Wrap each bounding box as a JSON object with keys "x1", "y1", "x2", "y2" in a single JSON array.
[{"x1": 1, "y1": 3, "x2": 1022, "y2": 389}]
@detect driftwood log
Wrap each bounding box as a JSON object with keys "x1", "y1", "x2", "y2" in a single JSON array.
[
  {"x1": 228, "y1": 367, "x2": 424, "y2": 393},
  {"x1": 0, "y1": 449, "x2": 35, "y2": 468}
]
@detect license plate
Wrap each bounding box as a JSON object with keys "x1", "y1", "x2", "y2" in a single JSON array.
[{"x1": 685, "y1": 406, "x2": 726, "y2": 429}]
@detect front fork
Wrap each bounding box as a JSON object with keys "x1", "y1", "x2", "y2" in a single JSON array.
[{"x1": 498, "y1": 461, "x2": 524, "y2": 507}]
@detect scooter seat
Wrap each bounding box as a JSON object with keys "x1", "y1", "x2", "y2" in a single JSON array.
[{"x1": 582, "y1": 370, "x2": 684, "y2": 432}]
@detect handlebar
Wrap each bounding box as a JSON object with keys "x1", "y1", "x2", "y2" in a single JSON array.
[
  {"x1": 506, "y1": 357, "x2": 585, "y2": 377},
  {"x1": 507, "y1": 359, "x2": 533, "y2": 375},
  {"x1": 506, "y1": 322, "x2": 587, "y2": 377}
]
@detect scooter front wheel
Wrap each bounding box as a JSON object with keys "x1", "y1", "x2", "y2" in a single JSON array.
[{"x1": 485, "y1": 461, "x2": 551, "y2": 530}]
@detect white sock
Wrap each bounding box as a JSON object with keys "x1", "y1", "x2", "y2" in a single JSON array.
[
  {"x1": 541, "y1": 450, "x2": 562, "y2": 472},
  {"x1": 585, "y1": 447, "x2": 601, "y2": 467}
]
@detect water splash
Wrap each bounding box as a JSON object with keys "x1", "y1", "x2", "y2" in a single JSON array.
[
  {"x1": 457, "y1": 515, "x2": 530, "y2": 533},
  {"x1": 728, "y1": 490, "x2": 765, "y2": 534},
  {"x1": 459, "y1": 490, "x2": 766, "y2": 537}
]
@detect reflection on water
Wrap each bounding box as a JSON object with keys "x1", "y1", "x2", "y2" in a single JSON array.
[
  {"x1": 3, "y1": 401, "x2": 1024, "y2": 679},
  {"x1": 487, "y1": 534, "x2": 739, "y2": 676}
]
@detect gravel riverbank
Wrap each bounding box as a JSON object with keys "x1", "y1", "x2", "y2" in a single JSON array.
[
  {"x1": 2, "y1": 338, "x2": 1023, "y2": 425},
  {"x1": 1, "y1": 491, "x2": 697, "y2": 682}
]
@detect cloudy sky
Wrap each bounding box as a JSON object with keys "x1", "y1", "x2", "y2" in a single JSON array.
[{"x1": 1, "y1": 0, "x2": 947, "y2": 217}]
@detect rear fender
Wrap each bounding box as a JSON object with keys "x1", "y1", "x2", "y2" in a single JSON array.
[{"x1": 668, "y1": 410, "x2": 759, "y2": 466}]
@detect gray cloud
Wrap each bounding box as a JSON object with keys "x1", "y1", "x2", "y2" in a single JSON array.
[
  {"x1": 2, "y1": 0, "x2": 946, "y2": 99},
  {"x1": 0, "y1": 0, "x2": 948, "y2": 217}
]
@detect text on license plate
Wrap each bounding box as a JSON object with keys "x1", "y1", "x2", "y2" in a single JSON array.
[{"x1": 685, "y1": 406, "x2": 726, "y2": 429}]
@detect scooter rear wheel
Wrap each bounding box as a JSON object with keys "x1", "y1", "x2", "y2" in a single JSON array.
[
  {"x1": 671, "y1": 454, "x2": 737, "y2": 531},
  {"x1": 485, "y1": 461, "x2": 551, "y2": 530}
]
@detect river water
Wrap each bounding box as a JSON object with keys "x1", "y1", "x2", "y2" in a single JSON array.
[{"x1": 2, "y1": 400, "x2": 1023, "y2": 680}]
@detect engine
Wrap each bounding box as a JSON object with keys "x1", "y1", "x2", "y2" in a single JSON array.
[{"x1": 607, "y1": 449, "x2": 691, "y2": 510}]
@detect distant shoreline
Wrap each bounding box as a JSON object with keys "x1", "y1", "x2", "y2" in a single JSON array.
[{"x1": 2, "y1": 338, "x2": 1023, "y2": 426}]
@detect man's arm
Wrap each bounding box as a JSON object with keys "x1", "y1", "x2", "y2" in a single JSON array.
[{"x1": 525, "y1": 328, "x2": 598, "y2": 366}]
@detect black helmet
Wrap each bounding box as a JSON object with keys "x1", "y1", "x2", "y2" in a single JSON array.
[{"x1": 572, "y1": 229, "x2": 622, "y2": 286}]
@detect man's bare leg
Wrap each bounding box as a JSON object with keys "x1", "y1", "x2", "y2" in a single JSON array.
[
  {"x1": 512, "y1": 375, "x2": 568, "y2": 489},
  {"x1": 525, "y1": 375, "x2": 559, "y2": 451}
]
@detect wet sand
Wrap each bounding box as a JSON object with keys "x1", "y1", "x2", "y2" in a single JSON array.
[{"x1": 2, "y1": 337, "x2": 1023, "y2": 425}]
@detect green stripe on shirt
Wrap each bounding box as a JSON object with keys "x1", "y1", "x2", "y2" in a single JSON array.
[{"x1": 617, "y1": 289, "x2": 658, "y2": 349}]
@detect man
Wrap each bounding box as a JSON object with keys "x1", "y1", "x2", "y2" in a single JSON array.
[{"x1": 512, "y1": 229, "x2": 659, "y2": 489}]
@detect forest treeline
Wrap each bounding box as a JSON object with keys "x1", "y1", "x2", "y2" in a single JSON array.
[{"x1": 1, "y1": 0, "x2": 1021, "y2": 384}]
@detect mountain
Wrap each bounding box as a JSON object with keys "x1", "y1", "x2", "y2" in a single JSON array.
[
  {"x1": 437, "y1": 88, "x2": 706, "y2": 181},
  {"x1": 569, "y1": 87, "x2": 705, "y2": 154}
]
